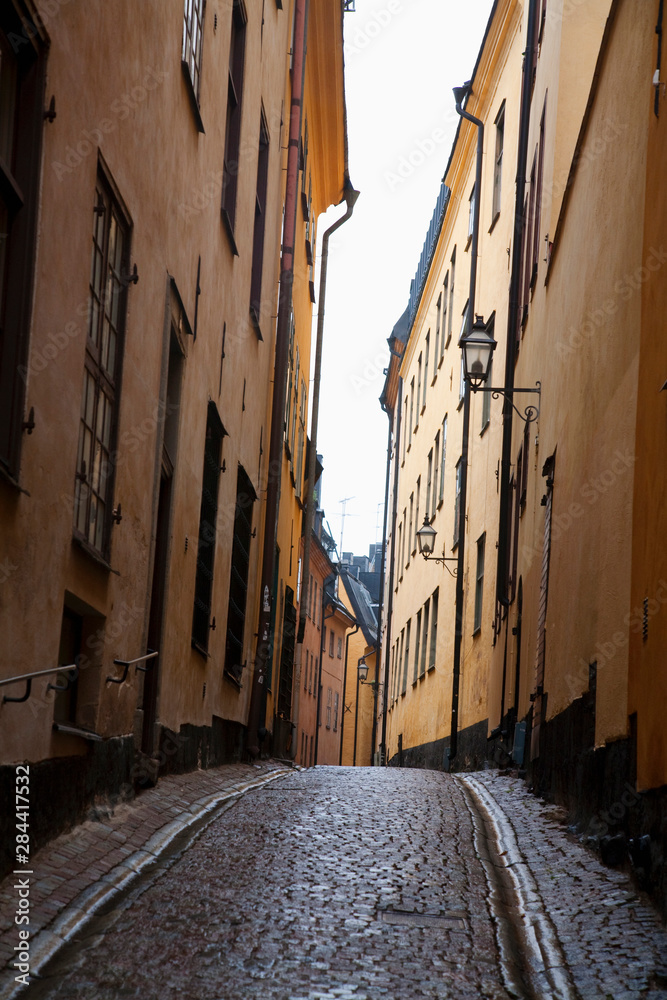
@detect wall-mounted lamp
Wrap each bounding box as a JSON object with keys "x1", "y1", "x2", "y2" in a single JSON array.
[
  {"x1": 416, "y1": 516, "x2": 458, "y2": 575},
  {"x1": 459, "y1": 315, "x2": 541, "y2": 425}
]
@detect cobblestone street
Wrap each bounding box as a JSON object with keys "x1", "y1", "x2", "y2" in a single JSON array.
[{"x1": 2, "y1": 765, "x2": 667, "y2": 1000}]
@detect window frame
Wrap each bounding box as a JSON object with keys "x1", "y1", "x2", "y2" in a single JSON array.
[{"x1": 181, "y1": 0, "x2": 206, "y2": 131}]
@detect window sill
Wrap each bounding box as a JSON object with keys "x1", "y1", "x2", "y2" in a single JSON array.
[
  {"x1": 420, "y1": 405, "x2": 426, "y2": 416},
  {"x1": 488, "y1": 211, "x2": 500, "y2": 235},
  {"x1": 444, "y1": 333, "x2": 452, "y2": 350},
  {"x1": 437, "y1": 499, "x2": 444, "y2": 511},
  {"x1": 220, "y1": 208, "x2": 239, "y2": 256},
  {"x1": 412, "y1": 679, "x2": 418, "y2": 688},
  {"x1": 224, "y1": 668, "x2": 243, "y2": 689},
  {"x1": 191, "y1": 639, "x2": 209, "y2": 660},
  {"x1": 0, "y1": 461, "x2": 30, "y2": 497},
  {"x1": 465, "y1": 234, "x2": 472, "y2": 252},
  {"x1": 472, "y1": 626, "x2": 481, "y2": 638},
  {"x1": 457, "y1": 396, "x2": 464, "y2": 411},
  {"x1": 431, "y1": 374, "x2": 437, "y2": 386},
  {"x1": 249, "y1": 306, "x2": 264, "y2": 341},
  {"x1": 480, "y1": 419, "x2": 490, "y2": 437},
  {"x1": 72, "y1": 533, "x2": 119, "y2": 575},
  {"x1": 181, "y1": 61, "x2": 205, "y2": 134},
  {"x1": 427, "y1": 663, "x2": 436, "y2": 673}
]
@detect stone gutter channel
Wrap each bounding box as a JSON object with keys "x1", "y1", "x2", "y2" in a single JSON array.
[
  {"x1": 0, "y1": 768, "x2": 292, "y2": 1000},
  {"x1": 456, "y1": 774, "x2": 579, "y2": 1000}
]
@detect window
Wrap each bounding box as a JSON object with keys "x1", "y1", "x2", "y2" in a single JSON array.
[
  {"x1": 439, "y1": 416, "x2": 447, "y2": 505},
  {"x1": 447, "y1": 248, "x2": 456, "y2": 346},
  {"x1": 323, "y1": 625, "x2": 326, "y2": 649},
  {"x1": 74, "y1": 171, "x2": 130, "y2": 557},
  {"x1": 492, "y1": 103, "x2": 505, "y2": 222},
  {"x1": 0, "y1": 11, "x2": 46, "y2": 480},
  {"x1": 454, "y1": 458, "x2": 462, "y2": 547},
  {"x1": 314, "y1": 657, "x2": 318, "y2": 694},
  {"x1": 408, "y1": 379, "x2": 414, "y2": 448},
  {"x1": 224, "y1": 463, "x2": 256, "y2": 679},
  {"x1": 420, "y1": 599, "x2": 429, "y2": 677},
  {"x1": 402, "y1": 620, "x2": 411, "y2": 694},
  {"x1": 414, "y1": 477, "x2": 420, "y2": 553},
  {"x1": 221, "y1": 0, "x2": 247, "y2": 239},
  {"x1": 295, "y1": 376, "x2": 306, "y2": 498},
  {"x1": 192, "y1": 403, "x2": 225, "y2": 652},
  {"x1": 398, "y1": 629, "x2": 405, "y2": 697},
  {"x1": 304, "y1": 651, "x2": 308, "y2": 690},
  {"x1": 423, "y1": 334, "x2": 429, "y2": 408},
  {"x1": 416, "y1": 356, "x2": 422, "y2": 427},
  {"x1": 333, "y1": 691, "x2": 339, "y2": 731},
  {"x1": 250, "y1": 112, "x2": 270, "y2": 333},
  {"x1": 337, "y1": 637, "x2": 342, "y2": 659},
  {"x1": 441, "y1": 274, "x2": 449, "y2": 357},
  {"x1": 402, "y1": 508, "x2": 407, "y2": 570},
  {"x1": 308, "y1": 574, "x2": 313, "y2": 618},
  {"x1": 326, "y1": 687, "x2": 332, "y2": 729},
  {"x1": 532, "y1": 99, "x2": 547, "y2": 284},
  {"x1": 408, "y1": 493, "x2": 414, "y2": 567},
  {"x1": 434, "y1": 299, "x2": 441, "y2": 369},
  {"x1": 467, "y1": 185, "x2": 476, "y2": 243},
  {"x1": 413, "y1": 609, "x2": 422, "y2": 683},
  {"x1": 397, "y1": 522, "x2": 403, "y2": 586},
  {"x1": 329, "y1": 630, "x2": 334, "y2": 657},
  {"x1": 426, "y1": 450, "x2": 433, "y2": 521},
  {"x1": 459, "y1": 355, "x2": 466, "y2": 406},
  {"x1": 182, "y1": 0, "x2": 205, "y2": 127},
  {"x1": 429, "y1": 588, "x2": 438, "y2": 669},
  {"x1": 433, "y1": 433, "x2": 440, "y2": 511},
  {"x1": 474, "y1": 533, "x2": 486, "y2": 634},
  {"x1": 402, "y1": 395, "x2": 408, "y2": 463}
]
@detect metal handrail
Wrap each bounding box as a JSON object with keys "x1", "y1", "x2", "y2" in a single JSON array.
[
  {"x1": 2, "y1": 664, "x2": 77, "y2": 704},
  {"x1": 107, "y1": 650, "x2": 158, "y2": 685}
]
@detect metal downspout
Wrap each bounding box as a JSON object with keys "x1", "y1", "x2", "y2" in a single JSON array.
[
  {"x1": 291, "y1": 183, "x2": 359, "y2": 758},
  {"x1": 496, "y1": 0, "x2": 538, "y2": 612},
  {"x1": 338, "y1": 621, "x2": 360, "y2": 766},
  {"x1": 313, "y1": 573, "x2": 336, "y2": 765},
  {"x1": 371, "y1": 413, "x2": 393, "y2": 766},
  {"x1": 246, "y1": 0, "x2": 310, "y2": 757},
  {"x1": 449, "y1": 91, "x2": 484, "y2": 768},
  {"x1": 379, "y1": 371, "x2": 403, "y2": 766}
]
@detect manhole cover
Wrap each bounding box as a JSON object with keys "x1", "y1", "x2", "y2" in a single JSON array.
[{"x1": 379, "y1": 909, "x2": 466, "y2": 929}]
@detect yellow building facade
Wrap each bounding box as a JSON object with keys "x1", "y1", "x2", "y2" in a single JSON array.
[
  {"x1": 0, "y1": 0, "x2": 349, "y2": 872},
  {"x1": 380, "y1": 0, "x2": 667, "y2": 914}
]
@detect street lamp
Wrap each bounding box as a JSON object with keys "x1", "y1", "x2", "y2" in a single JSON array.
[
  {"x1": 459, "y1": 315, "x2": 541, "y2": 424},
  {"x1": 357, "y1": 655, "x2": 369, "y2": 683},
  {"x1": 416, "y1": 516, "x2": 458, "y2": 574}
]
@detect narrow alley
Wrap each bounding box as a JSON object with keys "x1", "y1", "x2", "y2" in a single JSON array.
[{"x1": 3, "y1": 765, "x2": 666, "y2": 1000}]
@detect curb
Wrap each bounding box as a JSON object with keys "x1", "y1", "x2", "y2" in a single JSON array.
[
  {"x1": 457, "y1": 774, "x2": 578, "y2": 1000},
  {"x1": 0, "y1": 767, "x2": 292, "y2": 1000}
]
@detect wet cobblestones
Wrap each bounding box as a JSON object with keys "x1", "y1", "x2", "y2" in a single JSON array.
[
  {"x1": 27, "y1": 768, "x2": 513, "y2": 1000},
  {"x1": 465, "y1": 771, "x2": 667, "y2": 1000}
]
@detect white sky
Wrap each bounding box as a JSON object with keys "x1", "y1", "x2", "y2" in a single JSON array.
[{"x1": 315, "y1": 0, "x2": 494, "y2": 559}]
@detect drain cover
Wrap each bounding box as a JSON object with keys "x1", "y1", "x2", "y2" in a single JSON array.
[{"x1": 379, "y1": 909, "x2": 466, "y2": 929}]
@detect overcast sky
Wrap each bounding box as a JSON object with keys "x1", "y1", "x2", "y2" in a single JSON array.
[{"x1": 314, "y1": 0, "x2": 494, "y2": 559}]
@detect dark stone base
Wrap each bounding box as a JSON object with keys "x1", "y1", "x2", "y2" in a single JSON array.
[
  {"x1": 155, "y1": 715, "x2": 246, "y2": 777},
  {"x1": 388, "y1": 718, "x2": 489, "y2": 772},
  {"x1": 530, "y1": 697, "x2": 667, "y2": 920},
  {"x1": 0, "y1": 735, "x2": 134, "y2": 880}
]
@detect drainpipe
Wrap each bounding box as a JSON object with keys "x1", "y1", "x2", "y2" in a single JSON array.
[
  {"x1": 448, "y1": 86, "x2": 484, "y2": 769},
  {"x1": 339, "y1": 621, "x2": 360, "y2": 765},
  {"x1": 291, "y1": 181, "x2": 359, "y2": 757},
  {"x1": 379, "y1": 368, "x2": 404, "y2": 766},
  {"x1": 313, "y1": 573, "x2": 336, "y2": 765},
  {"x1": 496, "y1": 0, "x2": 538, "y2": 611},
  {"x1": 246, "y1": 0, "x2": 310, "y2": 758}
]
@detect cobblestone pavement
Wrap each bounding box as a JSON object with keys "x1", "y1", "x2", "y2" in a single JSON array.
[
  {"x1": 461, "y1": 771, "x2": 667, "y2": 1000},
  {"x1": 15, "y1": 768, "x2": 515, "y2": 1000},
  {"x1": 2, "y1": 765, "x2": 667, "y2": 1000},
  {"x1": 0, "y1": 760, "x2": 289, "y2": 1000}
]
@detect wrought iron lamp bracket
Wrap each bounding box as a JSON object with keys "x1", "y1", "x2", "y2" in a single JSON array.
[{"x1": 470, "y1": 381, "x2": 541, "y2": 425}]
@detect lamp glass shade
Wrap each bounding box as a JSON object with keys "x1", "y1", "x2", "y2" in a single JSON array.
[
  {"x1": 416, "y1": 517, "x2": 437, "y2": 557},
  {"x1": 357, "y1": 658, "x2": 369, "y2": 683},
  {"x1": 460, "y1": 316, "x2": 496, "y2": 386}
]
